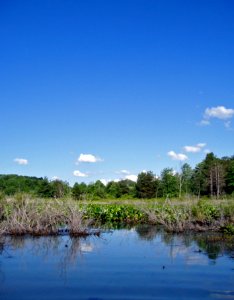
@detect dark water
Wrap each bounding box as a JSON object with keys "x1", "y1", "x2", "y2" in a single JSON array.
[{"x1": 0, "y1": 226, "x2": 234, "y2": 300}]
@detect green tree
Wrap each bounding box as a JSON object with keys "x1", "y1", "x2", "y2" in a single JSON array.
[
  {"x1": 106, "y1": 181, "x2": 121, "y2": 198},
  {"x1": 136, "y1": 171, "x2": 157, "y2": 198},
  {"x1": 225, "y1": 158, "x2": 234, "y2": 194},
  {"x1": 181, "y1": 163, "x2": 193, "y2": 196},
  {"x1": 87, "y1": 180, "x2": 106, "y2": 199},
  {"x1": 160, "y1": 168, "x2": 179, "y2": 198},
  {"x1": 200, "y1": 153, "x2": 226, "y2": 198},
  {"x1": 37, "y1": 177, "x2": 54, "y2": 198},
  {"x1": 191, "y1": 163, "x2": 206, "y2": 197},
  {"x1": 50, "y1": 180, "x2": 70, "y2": 198},
  {"x1": 118, "y1": 179, "x2": 136, "y2": 198},
  {"x1": 72, "y1": 182, "x2": 87, "y2": 200}
]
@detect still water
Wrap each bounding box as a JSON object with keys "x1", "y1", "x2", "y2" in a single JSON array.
[{"x1": 0, "y1": 226, "x2": 234, "y2": 300}]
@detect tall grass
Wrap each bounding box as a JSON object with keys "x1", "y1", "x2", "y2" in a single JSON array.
[
  {"x1": 0, "y1": 195, "x2": 94, "y2": 236},
  {"x1": 0, "y1": 195, "x2": 234, "y2": 235},
  {"x1": 139, "y1": 198, "x2": 234, "y2": 233}
]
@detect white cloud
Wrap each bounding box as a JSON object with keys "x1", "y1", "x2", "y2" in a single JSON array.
[
  {"x1": 125, "y1": 174, "x2": 138, "y2": 182},
  {"x1": 224, "y1": 121, "x2": 231, "y2": 129},
  {"x1": 197, "y1": 143, "x2": 206, "y2": 148},
  {"x1": 116, "y1": 170, "x2": 130, "y2": 175},
  {"x1": 199, "y1": 120, "x2": 210, "y2": 126},
  {"x1": 184, "y1": 146, "x2": 200, "y2": 153},
  {"x1": 14, "y1": 158, "x2": 28, "y2": 165},
  {"x1": 167, "y1": 151, "x2": 188, "y2": 161},
  {"x1": 51, "y1": 176, "x2": 60, "y2": 181},
  {"x1": 204, "y1": 106, "x2": 234, "y2": 120},
  {"x1": 80, "y1": 243, "x2": 94, "y2": 253},
  {"x1": 184, "y1": 143, "x2": 206, "y2": 153},
  {"x1": 77, "y1": 153, "x2": 102, "y2": 163},
  {"x1": 73, "y1": 170, "x2": 88, "y2": 177},
  {"x1": 100, "y1": 179, "x2": 110, "y2": 185}
]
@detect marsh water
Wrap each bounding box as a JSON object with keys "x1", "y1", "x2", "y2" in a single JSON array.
[{"x1": 0, "y1": 226, "x2": 234, "y2": 300}]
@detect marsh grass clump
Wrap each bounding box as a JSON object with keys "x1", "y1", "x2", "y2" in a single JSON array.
[
  {"x1": 0, "y1": 196, "x2": 94, "y2": 236},
  {"x1": 140, "y1": 202, "x2": 194, "y2": 232},
  {"x1": 139, "y1": 199, "x2": 234, "y2": 233},
  {"x1": 221, "y1": 224, "x2": 234, "y2": 235}
]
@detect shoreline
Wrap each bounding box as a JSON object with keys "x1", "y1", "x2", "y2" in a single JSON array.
[{"x1": 0, "y1": 195, "x2": 234, "y2": 237}]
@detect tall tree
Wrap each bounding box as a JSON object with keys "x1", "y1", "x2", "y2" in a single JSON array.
[
  {"x1": 225, "y1": 158, "x2": 234, "y2": 194},
  {"x1": 181, "y1": 163, "x2": 193, "y2": 196},
  {"x1": 202, "y1": 153, "x2": 225, "y2": 198},
  {"x1": 106, "y1": 181, "x2": 121, "y2": 198},
  {"x1": 51, "y1": 180, "x2": 70, "y2": 198},
  {"x1": 136, "y1": 171, "x2": 157, "y2": 199},
  {"x1": 160, "y1": 168, "x2": 179, "y2": 198},
  {"x1": 191, "y1": 163, "x2": 206, "y2": 197},
  {"x1": 72, "y1": 182, "x2": 87, "y2": 200}
]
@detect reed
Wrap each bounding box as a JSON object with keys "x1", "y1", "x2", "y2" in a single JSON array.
[{"x1": 0, "y1": 195, "x2": 94, "y2": 236}]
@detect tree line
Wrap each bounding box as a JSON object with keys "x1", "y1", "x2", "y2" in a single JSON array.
[{"x1": 0, "y1": 153, "x2": 233, "y2": 199}]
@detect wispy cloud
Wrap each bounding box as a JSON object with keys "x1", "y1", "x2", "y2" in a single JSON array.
[
  {"x1": 73, "y1": 170, "x2": 88, "y2": 177},
  {"x1": 116, "y1": 169, "x2": 131, "y2": 175},
  {"x1": 183, "y1": 143, "x2": 206, "y2": 153},
  {"x1": 77, "y1": 153, "x2": 103, "y2": 164},
  {"x1": 14, "y1": 158, "x2": 28, "y2": 165},
  {"x1": 167, "y1": 151, "x2": 188, "y2": 161},
  {"x1": 224, "y1": 121, "x2": 231, "y2": 129},
  {"x1": 199, "y1": 120, "x2": 210, "y2": 126}
]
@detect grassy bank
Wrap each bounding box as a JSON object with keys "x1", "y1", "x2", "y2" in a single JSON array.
[{"x1": 0, "y1": 195, "x2": 234, "y2": 236}]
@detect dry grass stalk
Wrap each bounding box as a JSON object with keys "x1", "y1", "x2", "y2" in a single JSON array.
[{"x1": 0, "y1": 197, "x2": 95, "y2": 236}]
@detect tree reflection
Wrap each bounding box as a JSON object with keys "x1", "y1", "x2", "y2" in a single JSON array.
[
  {"x1": 0, "y1": 235, "x2": 95, "y2": 280},
  {"x1": 135, "y1": 225, "x2": 234, "y2": 262},
  {"x1": 135, "y1": 225, "x2": 158, "y2": 241},
  {"x1": 194, "y1": 234, "x2": 234, "y2": 260}
]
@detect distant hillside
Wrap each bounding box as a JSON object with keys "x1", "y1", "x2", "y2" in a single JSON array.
[{"x1": 0, "y1": 174, "x2": 70, "y2": 198}]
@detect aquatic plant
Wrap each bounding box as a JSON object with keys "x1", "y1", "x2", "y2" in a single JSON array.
[
  {"x1": 0, "y1": 195, "x2": 234, "y2": 235},
  {"x1": 84, "y1": 204, "x2": 145, "y2": 226}
]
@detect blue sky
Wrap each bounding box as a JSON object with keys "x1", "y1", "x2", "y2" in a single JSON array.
[{"x1": 0, "y1": 0, "x2": 234, "y2": 185}]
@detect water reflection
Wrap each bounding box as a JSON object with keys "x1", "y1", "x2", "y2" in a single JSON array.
[
  {"x1": 0, "y1": 235, "x2": 96, "y2": 281},
  {"x1": 135, "y1": 225, "x2": 234, "y2": 262},
  {"x1": 0, "y1": 226, "x2": 233, "y2": 267},
  {"x1": 0, "y1": 228, "x2": 234, "y2": 300}
]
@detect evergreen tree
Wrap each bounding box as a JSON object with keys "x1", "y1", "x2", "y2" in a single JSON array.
[{"x1": 136, "y1": 171, "x2": 156, "y2": 198}]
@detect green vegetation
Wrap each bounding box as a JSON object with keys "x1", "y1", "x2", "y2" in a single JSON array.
[
  {"x1": 221, "y1": 224, "x2": 234, "y2": 235},
  {"x1": 0, "y1": 153, "x2": 234, "y2": 236},
  {"x1": 1, "y1": 153, "x2": 233, "y2": 200},
  {"x1": 0, "y1": 194, "x2": 234, "y2": 236},
  {"x1": 0, "y1": 175, "x2": 70, "y2": 198},
  {"x1": 84, "y1": 204, "x2": 145, "y2": 227}
]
